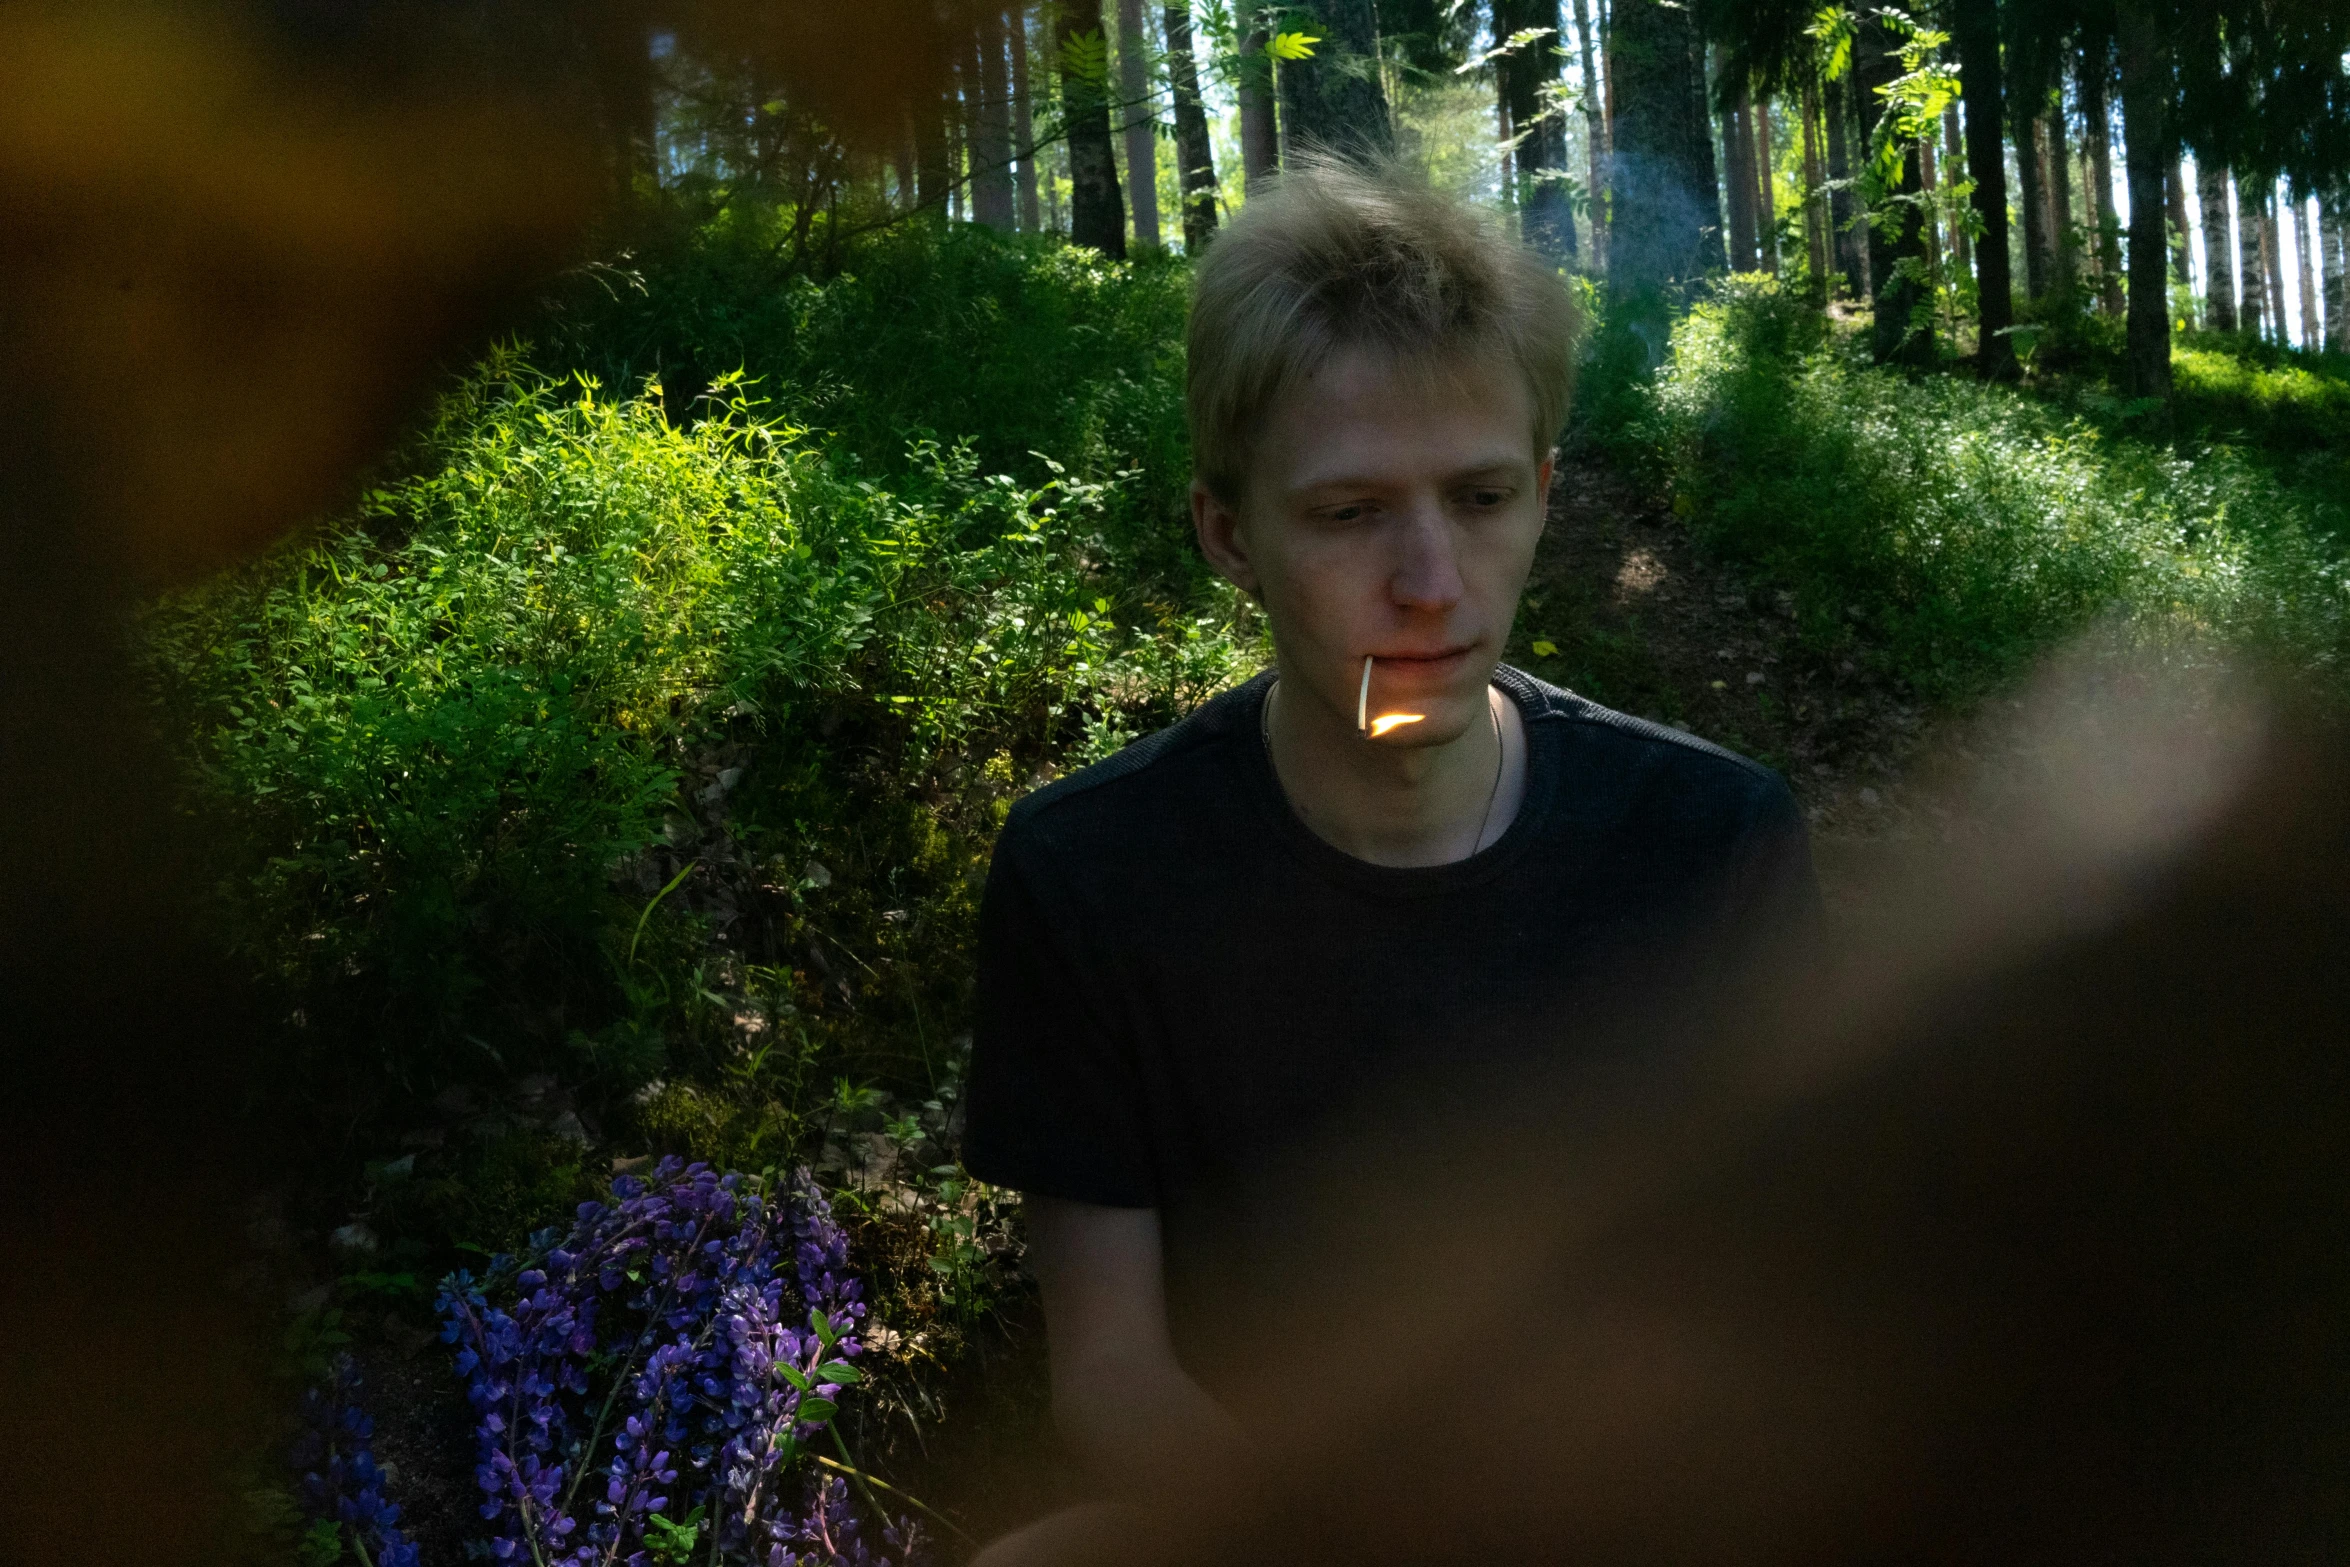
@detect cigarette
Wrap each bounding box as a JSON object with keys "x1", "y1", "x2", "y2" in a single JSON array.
[{"x1": 1358, "y1": 654, "x2": 1373, "y2": 735}]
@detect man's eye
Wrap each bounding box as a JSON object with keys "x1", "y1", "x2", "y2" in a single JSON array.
[
  {"x1": 1325, "y1": 503, "x2": 1369, "y2": 523},
  {"x1": 1464, "y1": 488, "x2": 1509, "y2": 509}
]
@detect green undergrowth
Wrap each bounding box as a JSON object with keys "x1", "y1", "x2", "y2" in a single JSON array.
[
  {"x1": 140, "y1": 229, "x2": 1260, "y2": 1244},
  {"x1": 1632, "y1": 278, "x2": 2350, "y2": 704}
]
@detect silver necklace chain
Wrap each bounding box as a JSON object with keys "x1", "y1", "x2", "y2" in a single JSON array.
[{"x1": 1261, "y1": 678, "x2": 1507, "y2": 856}]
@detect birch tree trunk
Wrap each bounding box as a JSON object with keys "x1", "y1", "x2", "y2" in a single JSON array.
[
  {"x1": 2294, "y1": 197, "x2": 2318, "y2": 350},
  {"x1": 1754, "y1": 98, "x2": 1778, "y2": 274},
  {"x1": 2194, "y1": 159, "x2": 2235, "y2": 331}
]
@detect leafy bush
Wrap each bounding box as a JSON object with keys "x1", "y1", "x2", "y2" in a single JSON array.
[
  {"x1": 1639, "y1": 278, "x2": 2350, "y2": 701},
  {"x1": 141, "y1": 342, "x2": 1258, "y2": 1127},
  {"x1": 537, "y1": 209, "x2": 1202, "y2": 593}
]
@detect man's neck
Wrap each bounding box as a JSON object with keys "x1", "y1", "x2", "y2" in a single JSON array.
[{"x1": 1263, "y1": 671, "x2": 1528, "y2": 868}]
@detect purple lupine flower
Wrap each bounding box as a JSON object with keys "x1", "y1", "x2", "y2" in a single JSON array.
[
  {"x1": 291, "y1": 1354, "x2": 422, "y2": 1567},
  {"x1": 436, "y1": 1158, "x2": 916, "y2": 1565}
]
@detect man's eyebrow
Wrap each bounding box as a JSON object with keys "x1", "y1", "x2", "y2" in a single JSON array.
[{"x1": 1285, "y1": 454, "x2": 1534, "y2": 496}]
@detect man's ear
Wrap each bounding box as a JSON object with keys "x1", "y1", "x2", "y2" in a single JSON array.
[
  {"x1": 1537, "y1": 449, "x2": 1557, "y2": 527},
  {"x1": 1191, "y1": 479, "x2": 1263, "y2": 600}
]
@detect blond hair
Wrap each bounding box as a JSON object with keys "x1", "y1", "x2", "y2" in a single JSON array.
[{"x1": 1185, "y1": 155, "x2": 1580, "y2": 505}]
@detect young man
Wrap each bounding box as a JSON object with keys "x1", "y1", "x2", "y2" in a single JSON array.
[{"x1": 962, "y1": 160, "x2": 1819, "y2": 1510}]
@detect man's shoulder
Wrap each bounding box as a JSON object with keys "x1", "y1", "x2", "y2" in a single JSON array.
[
  {"x1": 1502, "y1": 666, "x2": 1794, "y2": 809},
  {"x1": 1001, "y1": 673, "x2": 1266, "y2": 851}
]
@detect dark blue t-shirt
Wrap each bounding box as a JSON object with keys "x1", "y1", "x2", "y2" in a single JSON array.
[{"x1": 963, "y1": 665, "x2": 1821, "y2": 1228}]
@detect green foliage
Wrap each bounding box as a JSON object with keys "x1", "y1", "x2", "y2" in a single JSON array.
[
  {"x1": 1639, "y1": 278, "x2": 2350, "y2": 701},
  {"x1": 534, "y1": 211, "x2": 1203, "y2": 595},
  {"x1": 141, "y1": 232, "x2": 1262, "y2": 1137}
]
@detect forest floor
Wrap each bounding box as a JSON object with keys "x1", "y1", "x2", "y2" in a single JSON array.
[
  {"x1": 335, "y1": 446, "x2": 1990, "y2": 1560},
  {"x1": 1526, "y1": 444, "x2": 1947, "y2": 925}
]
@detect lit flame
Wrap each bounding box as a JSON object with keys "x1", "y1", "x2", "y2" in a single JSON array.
[{"x1": 1368, "y1": 713, "x2": 1425, "y2": 738}]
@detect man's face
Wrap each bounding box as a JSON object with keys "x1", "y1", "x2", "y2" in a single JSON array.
[{"x1": 1193, "y1": 345, "x2": 1552, "y2": 748}]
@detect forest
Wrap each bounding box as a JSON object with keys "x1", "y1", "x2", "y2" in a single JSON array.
[{"x1": 8, "y1": 0, "x2": 2347, "y2": 1562}]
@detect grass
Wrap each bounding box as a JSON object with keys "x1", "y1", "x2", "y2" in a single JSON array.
[{"x1": 1630, "y1": 278, "x2": 2350, "y2": 704}]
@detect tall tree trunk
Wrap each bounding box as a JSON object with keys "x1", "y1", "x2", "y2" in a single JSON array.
[
  {"x1": 2325, "y1": 200, "x2": 2348, "y2": 352},
  {"x1": 1921, "y1": 129, "x2": 1942, "y2": 284},
  {"x1": 1165, "y1": 1, "x2": 1219, "y2": 249},
  {"x1": 1498, "y1": 0, "x2": 1573, "y2": 259},
  {"x1": 1722, "y1": 76, "x2": 1756, "y2": 270},
  {"x1": 1857, "y1": 13, "x2": 1931, "y2": 363},
  {"x1": 2116, "y1": 4, "x2": 2172, "y2": 402},
  {"x1": 1277, "y1": 0, "x2": 1390, "y2": 156},
  {"x1": 2240, "y1": 178, "x2": 2266, "y2": 337},
  {"x1": 1953, "y1": 0, "x2": 2015, "y2": 375},
  {"x1": 1825, "y1": 64, "x2": 1861, "y2": 299},
  {"x1": 2261, "y1": 191, "x2": 2285, "y2": 342},
  {"x1": 1059, "y1": 0, "x2": 1128, "y2": 256},
  {"x1": 2293, "y1": 196, "x2": 2319, "y2": 350},
  {"x1": 973, "y1": 8, "x2": 1019, "y2": 230},
  {"x1": 1754, "y1": 97, "x2": 1779, "y2": 274},
  {"x1": 1802, "y1": 72, "x2": 1830, "y2": 302},
  {"x1": 1237, "y1": 5, "x2": 1279, "y2": 188},
  {"x1": 1604, "y1": 0, "x2": 1714, "y2": 355},
  {"x1": 2167, "y1": 163, "x2": 2192, "y2": 290},
  {"x1": 2195, "y1": 159, "x2": 2236, "y2": 330},
  {"x1": 1686, "y1": 12, "x2": 1722, "y2": 274},
  {"x1": 2016, "y1": 111, "x2": 2052, "y2": 300},
  {"x1": 1942, "y1": 102, "x2": 1971, "y2": 278},
  {"x1": 1012, "y1": 8, "x2": 1042, "y2": 231},
  {"x1": 2079, "y1": 42, "x2": 2124, "y2": 314},
  {"x1": 2047, "y1": 100, "x2": 2077, "y2": 294},
  {"x1": 915, "y1": 91, "x2": 952, "y2": 211},
  {"x1": 1117, "y1": 0, "x2": 1160, "y2": 246},
  {"x1": 894, "y1": 127, "x2": 917, "y2": 213},
  {"x1": 1572, "y1": 0, "x2": 1607, "y2": 270}
]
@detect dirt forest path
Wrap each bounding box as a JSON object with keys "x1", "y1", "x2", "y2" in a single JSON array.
[{"x1": 1516, "y1": 449, "x2": 1948, "y2": 921}]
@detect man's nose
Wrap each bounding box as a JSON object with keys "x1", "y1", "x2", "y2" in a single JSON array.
[{"x1": 1387, "y1": 498, "x2": 1465, "y2": 611}]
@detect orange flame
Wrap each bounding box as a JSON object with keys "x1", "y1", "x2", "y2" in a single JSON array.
[{"x1": 1368, "y1": 713, "x2": 1426, "y2": 738}]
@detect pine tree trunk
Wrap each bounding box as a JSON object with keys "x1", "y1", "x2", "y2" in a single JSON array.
[
  {"x1": 1953, "y1": 0, "x2": 2014, "y2": 375},
  {"x1": 1942, "y1": 102, "x2": 1971, "y2": 277},
  {"x1": 1276, "y1": 0, "x2": 1390, "y2": 157},
  {"x1": 2167, "y1": 163, "x2": 2192, "y2": 291},
  {"x1": 1857, "y1": 13, "x2": 1931, "y2": 363},
  {"x1": 1011, "y1": 8, "x2": 1042, "y2": 231},
  {"x1": 915, "y1": 92, "x2": 952, "y2": 211},
  {"x1": 2195, "y1": 160, "x2": 2235, "y2": 330},
  {"x1": 1498, "y1": 0, "x2": 1573, "y2": 259},
  {"x1": 1754, "y1": 98, "x2": 1779, "y2": 274},
  {"x1": 2015, "y1": 111, "x2": 2051, "y2": 300},
  {"x1": 1604, "y1": 0, "x2": 1715, "y2": 347},
  {"x1": 2116, "y1": 3, "x2": 2172, "y2": 403},
  {"x1": 1572, "y1": 0, "x2": 1607, "y2": 270},
  {"x1": 1237, "y1": 5, "x2": 1279, "y2": 188},
  {"x1": 1059, "y1": 0, "x2": 1128, "y2": 256},
  {"x1": 1165, "y1": 1, "x2": 1219, "y2": 249},
  {"x1": 973, "y1": 8, "x2": 1019, "y2": 230},
  {"x1": 1825, "y1": 65, "x2": 1860, "y2": 299},
  {"x1": 1802, "y1": 73, "x2": 1830, "y2": 302},
  {"x1": 1117, "y1": 0, "x2": 1160, "y2": 247},
  {"x1": 1685, "y1": 13, "x2": 1722, "y2": 275},
  {"x1": 2079, "y1": 42, "x2": 2124, "y2": 314},
  {"x1": 2047, "y1": 101, "x2": 2076, "y2": 294},
  {"x1": 1722, "y1": 80, "x2": 1756, "y2": 270}
]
